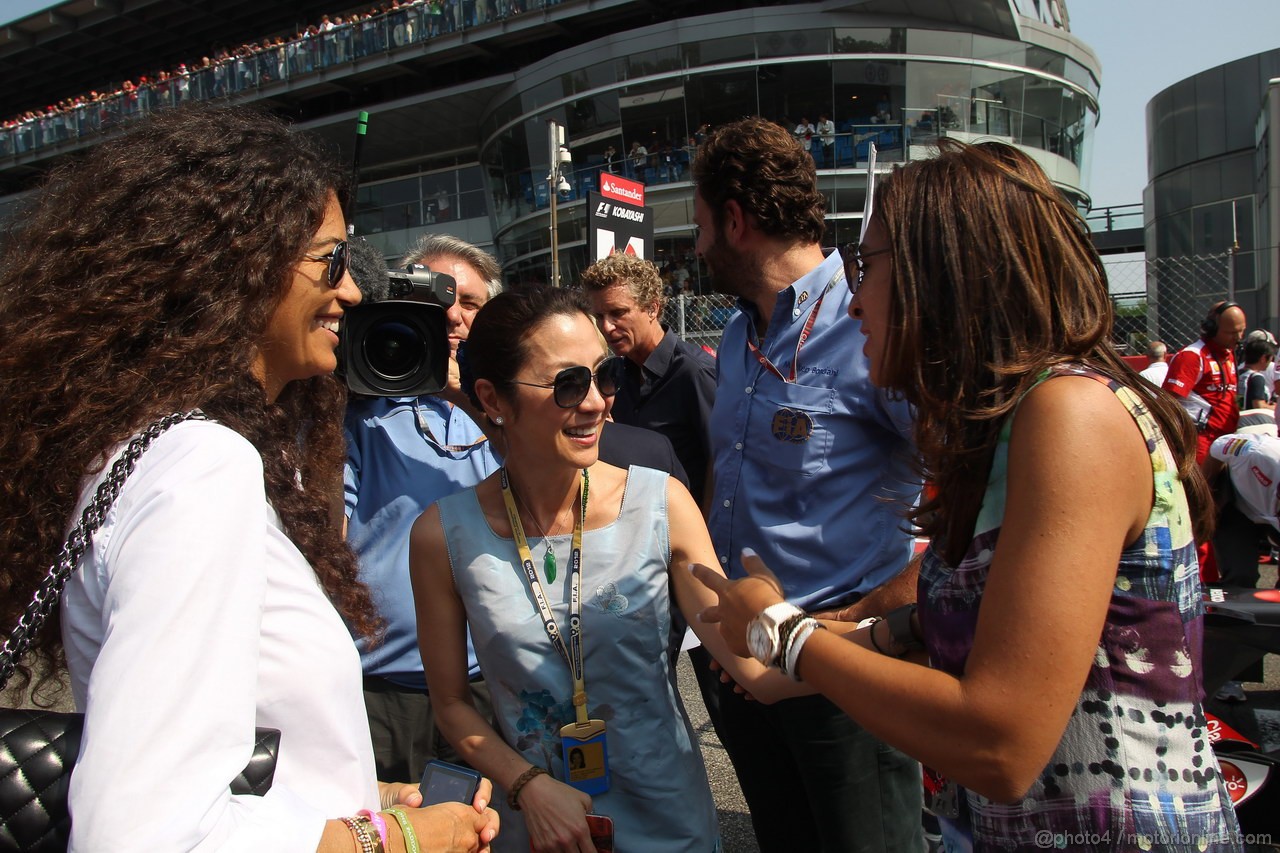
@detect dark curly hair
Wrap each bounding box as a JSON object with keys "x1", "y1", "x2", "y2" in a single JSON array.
[
  {"x1": 871, "y1": 140, "x2": 1212, "y2": 564},
  {"x1": 691, "y1": 117, "x2": 826, "y2": 244},
  {"x1": 0, "y1": 103, "x2": 380, "y2": 698}
]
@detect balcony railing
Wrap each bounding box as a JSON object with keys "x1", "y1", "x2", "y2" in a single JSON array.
[{"x1": 0, "y1": 0, "x2": 568, "y2": 161}]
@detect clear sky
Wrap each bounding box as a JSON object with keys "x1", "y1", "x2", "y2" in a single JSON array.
[{"x1": 1068, "y1": 0, "x2": 1280, "y2": 209}]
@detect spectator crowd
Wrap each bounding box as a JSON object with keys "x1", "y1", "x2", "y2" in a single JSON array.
[{"x1": 1, "y1": 0, "x2": 564, "y2": 157}]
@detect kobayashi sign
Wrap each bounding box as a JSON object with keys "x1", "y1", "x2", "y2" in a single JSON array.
[{"x1": 588, "y1": 189, "x2": 653, "y2": 261}]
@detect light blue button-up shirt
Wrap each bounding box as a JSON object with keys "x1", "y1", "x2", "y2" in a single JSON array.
[
  {"x1": 345, "y1": 395, "x2": 498, "y2": 687},
  {"x1": 708, "y1": 249, "x2": 920, "y2": 610}
]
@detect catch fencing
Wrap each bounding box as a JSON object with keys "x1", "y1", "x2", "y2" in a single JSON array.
[{"x1": 662, "y1": 248, "x2": 1267, "y2": 357}]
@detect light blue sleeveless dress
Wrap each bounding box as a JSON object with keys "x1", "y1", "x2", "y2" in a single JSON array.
[{"x1": 435, "y1": 465, "x2": 719, "y2": 852}]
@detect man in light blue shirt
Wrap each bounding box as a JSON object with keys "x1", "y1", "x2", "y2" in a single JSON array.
[
  {"x1": 692, "y1": 117, "x2": 923, "y2": 853},
  {"x1": 345, "y1": 234, "x2": 501, "y2": 783}
]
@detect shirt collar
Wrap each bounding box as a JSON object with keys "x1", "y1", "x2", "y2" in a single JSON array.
[
  {"x1": 640, "y1": 327, "x2": 678, "y2": 377},
  {"x1": 736, "y1": 249, "x2": 844, "y2": 331},
  {"x1": 1201, "y1": 337, "x2": 1234, "y2": 359}
]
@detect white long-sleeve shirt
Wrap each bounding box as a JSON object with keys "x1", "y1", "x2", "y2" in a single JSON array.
[
  {"x1": 61, "y1": 420, "x2": 378, "y2": 851},
  {"x1": 1209, "y1": 432, "x2": 1280, "y2": 530}
]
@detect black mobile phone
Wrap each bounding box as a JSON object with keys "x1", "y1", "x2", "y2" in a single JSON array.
[{"x1": 419, "y1": 759, "x2": 482, "y2": 806}]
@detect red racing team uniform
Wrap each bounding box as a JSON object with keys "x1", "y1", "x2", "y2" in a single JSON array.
[
  {"x1": 1162, "y1": 337, "x2": 1238, "y2": 581},
  {"x1": 1162, "y1": 337, "x2": 1239, "y2": 463}
]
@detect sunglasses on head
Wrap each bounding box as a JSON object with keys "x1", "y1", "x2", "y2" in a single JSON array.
[
  {"x1": 511, "y1": 355, "x2": 624, "y2": 408},
  {"x1": 302, "y1": 239, "x2": 349, "y2": 289},
  {"x1": 838, "y1": 243, "x2": 891, "y2": 298}
]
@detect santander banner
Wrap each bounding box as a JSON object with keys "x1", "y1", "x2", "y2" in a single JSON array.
[{"x1": 599, "y1": 174, "x2": 645, "y2": 206}]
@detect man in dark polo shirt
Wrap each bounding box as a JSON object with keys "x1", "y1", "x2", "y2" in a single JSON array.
[
  {"x1": 582, "y1": 252, "x2": 716, "y2": 506},
  {"x1": 581, "y1": 252, "x2": 723, "y2": 730}
]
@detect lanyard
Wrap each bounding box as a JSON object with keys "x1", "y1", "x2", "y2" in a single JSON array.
[
  {"x1": 746, "y1": 265, "x2": 845, "y2": 383},
  {"x1": 414, "y1": 398, "x2": 488, "y2": 454},
  {"x1": 499, "y1": 467, "x2": 592, "y2": 726}
]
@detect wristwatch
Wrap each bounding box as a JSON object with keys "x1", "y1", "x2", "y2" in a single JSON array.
[
  {"x1": 747, "y1": 602, "x2": 804, "y2": 668},
  {"x1": 885, "y1": 603, "x2": 924, "y2": 656}
]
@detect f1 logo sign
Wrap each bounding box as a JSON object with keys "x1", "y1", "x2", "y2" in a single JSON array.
[{"x1": 594, "y1": 202, "x2": 610, "y2": 217}]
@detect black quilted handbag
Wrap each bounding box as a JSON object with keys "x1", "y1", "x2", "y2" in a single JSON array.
[{"x1": 0, "y1": 413, "x2": 281, "y2": 853}]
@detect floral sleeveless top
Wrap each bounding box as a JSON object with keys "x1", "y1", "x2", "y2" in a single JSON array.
[{"x1": 918, "y1": 365, "x2": 1242, "y2": 852}]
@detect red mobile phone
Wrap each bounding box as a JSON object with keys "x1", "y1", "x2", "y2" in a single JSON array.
[
  {"x1": 586, "y1": 814, "x2": 614, "y2": 852},
  {"x1": 531, "y1": 815, "x2": 613, "y2": 852}
]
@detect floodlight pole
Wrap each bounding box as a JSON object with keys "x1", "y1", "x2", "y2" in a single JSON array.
[{"x1": 547, "y1": 119, "x2": 564, "y2": 288}]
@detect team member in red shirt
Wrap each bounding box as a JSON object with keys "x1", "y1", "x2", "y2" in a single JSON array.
[
  {"x1": 1163, "y1": 301, "x2": 1246, "y2": 462},
  {"x1": 1163, "y1": 300, "x2": 1246, "y2": 580}
]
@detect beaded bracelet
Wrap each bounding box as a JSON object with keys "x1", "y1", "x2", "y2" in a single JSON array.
[
  {"x1": 783, "y1": 617, "x2": 826, "y2": 680},
  {"x1": 384, "y1": 807, "x2": 421, "y2": 853},
  {"x1": 340, "y1": 816, "x2": 378, "y2": 853},
  {"x1": 507, "y1": 765, "x2": 549, "y2": 810},
  {"x1": 357, "y1": 809, "x2": 389, "y2": 851}
]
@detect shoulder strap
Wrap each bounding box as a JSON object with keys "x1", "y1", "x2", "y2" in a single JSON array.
[{"x1": 0, "y1": 410, "x2": 207, "y2": 689}]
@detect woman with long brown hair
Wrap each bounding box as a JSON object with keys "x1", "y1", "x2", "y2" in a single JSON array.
[
  {"x1": 695, "y1": 140, "x2": 1242, "y2": 851},
  {"x1": 0, "y1": 104, "x2": 497, "y2": 852}
]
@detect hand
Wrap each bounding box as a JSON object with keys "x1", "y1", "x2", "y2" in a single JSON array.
[
  {"x1": 689, "y1": 547, "x2": 786, "y2": 658},
  {"x1": 809, "y1": 603, "x2": 858, "y2": 622},
  {"x1": 380, "y1": 780, "x2": 423, "y2": 809},
  {"x1": 403, "y1": 801, "x2": 500, "y2": 853},
  {"x1": 380, "y1": 775, "x2": 494, "y2": 814},
  {"x1": 518, "y1": 773, "x2": 595, "y2": 852},
  {"x1": 707, "y1": 656, "x2": 757, "y2": 701},
  {"x1": 436, "y1": 354, "x2": 467, "y2": 407}
]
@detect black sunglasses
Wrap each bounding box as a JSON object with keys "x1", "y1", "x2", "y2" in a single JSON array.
[
  {"x1": 302, "y1": 239, "x2": 349, "y2": 289},
  {"x1": 511, "y1": 355, "x2": 624, "y2": 408},
  {"x1": 838, "y1": 243, "x2": 891, "y2": 297}
]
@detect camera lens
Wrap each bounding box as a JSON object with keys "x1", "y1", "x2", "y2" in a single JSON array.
[{"x1": 363, "y1": 319, "x2": 427, "y2": 381}]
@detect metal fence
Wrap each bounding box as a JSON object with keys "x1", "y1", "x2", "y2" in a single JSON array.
[
  {"x1": 1107, "y1": 249, "x2": 1266, "y2": 355},
  {"x1": 659, "y1": 247, "x2": 1270, "y2": 357}
]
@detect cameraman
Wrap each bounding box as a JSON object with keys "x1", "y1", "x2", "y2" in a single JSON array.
[{"x1": 344, "y1": 234, "x2": 502, "y2": 783}]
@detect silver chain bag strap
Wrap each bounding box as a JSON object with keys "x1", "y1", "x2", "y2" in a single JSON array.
[{"x1": 0, "y1": 411, "x2": 281, "y2": 853}]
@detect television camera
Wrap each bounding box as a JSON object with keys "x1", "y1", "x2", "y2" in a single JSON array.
[{"x1": 338, "y1": 262, "x2": 455, "y2": 397}]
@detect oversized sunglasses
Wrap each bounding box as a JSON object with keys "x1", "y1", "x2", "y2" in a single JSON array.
[
  {"x1": 510, "y1": 355, "x2": 624, "y2": 408},
  {"x1": 302, "y1": 239, "x2": 349, "y2": 289},
  {"x1": 838, "y1": 243, "x2": 891, "y2": 298}
]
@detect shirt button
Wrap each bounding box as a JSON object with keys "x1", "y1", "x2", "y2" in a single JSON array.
[
  {"x1": 745, "y1": 385, "x2": 753, "y2": 394},
  {"x1": 734, "y1": 442, "x2": 743, "y2": 451},
  {"x1": 719, "y1": 555, "x2": 728, "y2": 565},
  {"x1": 722, "y1": 499, "x2": 731, "y2": 508}
]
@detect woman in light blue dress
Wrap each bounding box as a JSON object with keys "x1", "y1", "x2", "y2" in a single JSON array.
[{"x1": 409, "y1": 288, "x2": 803, "y2": 852}]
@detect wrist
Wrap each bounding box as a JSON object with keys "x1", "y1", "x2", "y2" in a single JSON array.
[
  {"x1": 383, "y1": 807, "x2": 420, "y2": 853},
  {"x1": 884, "y1": 603, "x2": 924, "y2": 657},
  {"x1": 747, "y1": 601, "x2": 805, "y2": 668},
  {"x1": 507, "y1": 764, "x2": 549, "y2": 811},
  {"x1": 780, "y1": 616, "x2": 826, "y2": 680}
]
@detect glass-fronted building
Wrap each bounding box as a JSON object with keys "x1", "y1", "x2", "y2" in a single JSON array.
[
  {"x1": 1145, "y1": 49, "x2": 1280, "y2": 339},
  {"x1": 0, "y1": 0, "x2": 1100, "y2": 290}
]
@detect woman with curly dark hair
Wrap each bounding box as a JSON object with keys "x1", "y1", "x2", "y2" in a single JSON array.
[
  {"x1": 0, "y1": 104, "x2": 497, "y2": 852},
  {"x1": 695, "y1": 140, "x2": 1242, "y2": 851}
]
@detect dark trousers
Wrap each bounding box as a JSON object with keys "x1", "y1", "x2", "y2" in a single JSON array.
[
  {"x1": 1213, "y1": 498, "x2": 1265, "y2": 589},
  {"x1": 705, "y1": 659, "x2": 924, "y2": 853},
  {"x1": 363, "y1": 675, "x2": 492, "y2": 784}
]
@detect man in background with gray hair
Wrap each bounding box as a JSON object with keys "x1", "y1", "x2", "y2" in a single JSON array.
[
  {"x1": 1139, "y1": 340, "x2": 1168, "y2": 387},
  {"x1": 343, "y1": 234, "x2": 503, "y2": 782}
]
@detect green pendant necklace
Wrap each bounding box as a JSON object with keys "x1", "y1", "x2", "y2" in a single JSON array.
[{"x1": 511, "y1": 470, "x2": 590, "y2": 584}]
